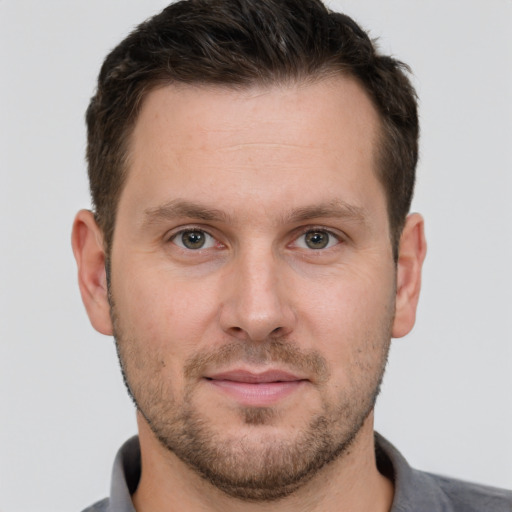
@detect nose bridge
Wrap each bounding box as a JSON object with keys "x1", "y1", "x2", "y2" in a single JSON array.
[{"x1": 220, "y1": 240, "x2": 295, "y2": 341}]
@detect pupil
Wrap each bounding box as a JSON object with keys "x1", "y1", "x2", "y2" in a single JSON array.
[
  {"x1": 183, "y1": 231, "x2": 205, "y2": 249},
  {"x1": 305, "y1": 231, "x2": 329, "y2": 249}
]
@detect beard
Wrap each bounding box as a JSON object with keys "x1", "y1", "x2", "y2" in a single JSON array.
[{"x1": 111, "y1": 303, "x2": 392, "y2": 502}]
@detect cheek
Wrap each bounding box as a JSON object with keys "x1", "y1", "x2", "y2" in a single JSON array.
[
  {"x1": 301, "y1": 271, "x2": 395, "y2": 369},
  {"x1": 111, "y1": 263, "x2": 221, "y2": 361}
]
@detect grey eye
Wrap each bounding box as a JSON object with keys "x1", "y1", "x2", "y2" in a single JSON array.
[
  {"x1": 173, "y1": 230, "x2": 215, "y2": 250},
  {"x1": 182, "y1": 231, "x2": 205, "y2": 249},
  {"x1": 293, "y1": 229, "x2": 339, "y2": 250},
  {"x1": 304, "y1": 231, "x2": 331, "y2": 249}
]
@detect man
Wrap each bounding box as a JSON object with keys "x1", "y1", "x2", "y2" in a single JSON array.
[{"x1": 71, "y1": 0, "x2": 511, "y2": 510}]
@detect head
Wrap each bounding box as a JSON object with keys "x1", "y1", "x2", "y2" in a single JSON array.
[
  {"x1": 73, "y1": 0, "x2": 426, "y2": 503},
  {"x1": 86, "y1": 0, "x2": 418, "y2": 260}
]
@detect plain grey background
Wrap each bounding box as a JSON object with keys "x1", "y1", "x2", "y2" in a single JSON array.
[{"x1": 1, "y1": 1, "x2": 511, "y2": 510}]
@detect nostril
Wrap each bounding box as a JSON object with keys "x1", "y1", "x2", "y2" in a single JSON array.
[{"x1": 270, "y1": 327, "x2": 283, "y2": 336}]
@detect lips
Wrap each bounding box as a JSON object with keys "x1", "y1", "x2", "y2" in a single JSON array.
[
  {"x1": 207, "y1": 369, "x2": 305, "y2": 383},
  {"x1": 204, "y1": 369, "x2": 307, "y2": 406}
]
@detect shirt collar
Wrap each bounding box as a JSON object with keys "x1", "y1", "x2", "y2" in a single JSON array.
[{"x1": 109, "y1": 436, "x2": 139, "y2": 512}]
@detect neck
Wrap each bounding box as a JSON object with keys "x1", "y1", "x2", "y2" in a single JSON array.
[{"x1": 132, "y1": 412, "x2": 394, "y2": 512}]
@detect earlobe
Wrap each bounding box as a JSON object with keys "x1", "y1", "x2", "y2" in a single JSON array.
[
  {"x1": 392, "y1": 213, "x2": 427, "y2": 338},
  {"x1": 71, "y1": 210, "x2": 113, "y2": 336}
]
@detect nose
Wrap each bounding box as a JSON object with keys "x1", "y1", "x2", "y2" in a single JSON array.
[{"x1": 219, "y1": 246, "x2": 296, "y2": 342}]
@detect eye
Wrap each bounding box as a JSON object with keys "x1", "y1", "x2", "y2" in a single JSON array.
[
  {"x1": 294, "y1": 229, "x2": 339, "y2": 250},
  {"x1": 171, "y1": 229, "x2": 217, "y2": 250}
]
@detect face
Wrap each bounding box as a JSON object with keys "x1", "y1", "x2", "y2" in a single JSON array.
[{"x1": 95, "y1": 78, "x2": 405, "y2": 499}]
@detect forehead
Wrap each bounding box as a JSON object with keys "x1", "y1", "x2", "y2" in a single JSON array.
[
  {"x1": 131, "y1": 77, "x2": 380, "y2": 155},
  {"x1": 120, "y1": 77, "x2": 386, "y2": 227}
]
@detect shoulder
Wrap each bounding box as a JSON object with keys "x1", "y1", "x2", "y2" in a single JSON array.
[
  {"x1": 423, "y1": 472, "x2": 512, "y2": 512},
  {"x1": 80, "y1": 497, "x2": 110, "y2": 512},
  {"x1": 375, "y1": 433, "x2": 511, "y2": 512}
]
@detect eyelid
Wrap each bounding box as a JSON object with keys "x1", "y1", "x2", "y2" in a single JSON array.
[
  {"x1": 289, "y1": 226, "x2": 344, "y2": 249},
  {"x1": 166, "y1": 225, "x2": 220, "y2": 250},
  {"x1": 164, "y1": 224, "x2": 345, "y2": 250}
]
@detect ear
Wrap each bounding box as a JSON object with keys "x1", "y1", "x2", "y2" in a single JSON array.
[
  {"x1": 71, "y1": 210, "x2": 113, "y2": 335},
  {"x1": 392, "y1": 213, "x2": 427, "y2": 338}
]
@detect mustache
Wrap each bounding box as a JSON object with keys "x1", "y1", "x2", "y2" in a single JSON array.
[{"x1": 184, "y1": 339, "x2": 329, "y2": 383}]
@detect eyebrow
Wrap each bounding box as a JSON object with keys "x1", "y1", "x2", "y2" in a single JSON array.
[
  {"x1": 142, "y1": 198, "x2": 368, "y2": 227},
  {"x1": 143, "y1": 199, "x2": 229, "y2": 226},
  {"x1": 283, "y1": 200, "x2": 368, "y2": 225}
]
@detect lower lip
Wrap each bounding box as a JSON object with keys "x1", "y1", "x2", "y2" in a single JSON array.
[{"x1": 207, "y1": 379, "x2": 305, "y2": 406}]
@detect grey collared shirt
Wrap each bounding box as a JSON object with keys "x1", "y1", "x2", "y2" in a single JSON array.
[{"x1": 82, "y1": 434, "x2": 512, "y2": 512}]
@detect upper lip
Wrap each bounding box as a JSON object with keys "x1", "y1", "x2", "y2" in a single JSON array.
[{"x1": 205, "y1": 369, "x2": 306, "y2": 383}]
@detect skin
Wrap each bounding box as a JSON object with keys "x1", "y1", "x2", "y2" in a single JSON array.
[{"x1": 72, "y1": 76, "x2": 426, "y2": 512}]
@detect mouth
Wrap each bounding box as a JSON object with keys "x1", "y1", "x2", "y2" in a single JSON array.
[{"x1": 204, "y1": 369, "x2": 308, "y2": 406}]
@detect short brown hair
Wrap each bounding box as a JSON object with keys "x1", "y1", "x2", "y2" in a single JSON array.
[{"x1": 86, "y1": 0, "x2": 418, "y2": 258}]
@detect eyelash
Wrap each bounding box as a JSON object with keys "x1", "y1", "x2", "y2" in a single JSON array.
[
  {"x1": 167, "y1": 226, "x2": 343, "y2": 251},
  {"x1": 169, "y1": 228, "x2": 220, "y2": 251},
  {"x1": 292, "y1": 227, "x2": 341, "y2": 250}
]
